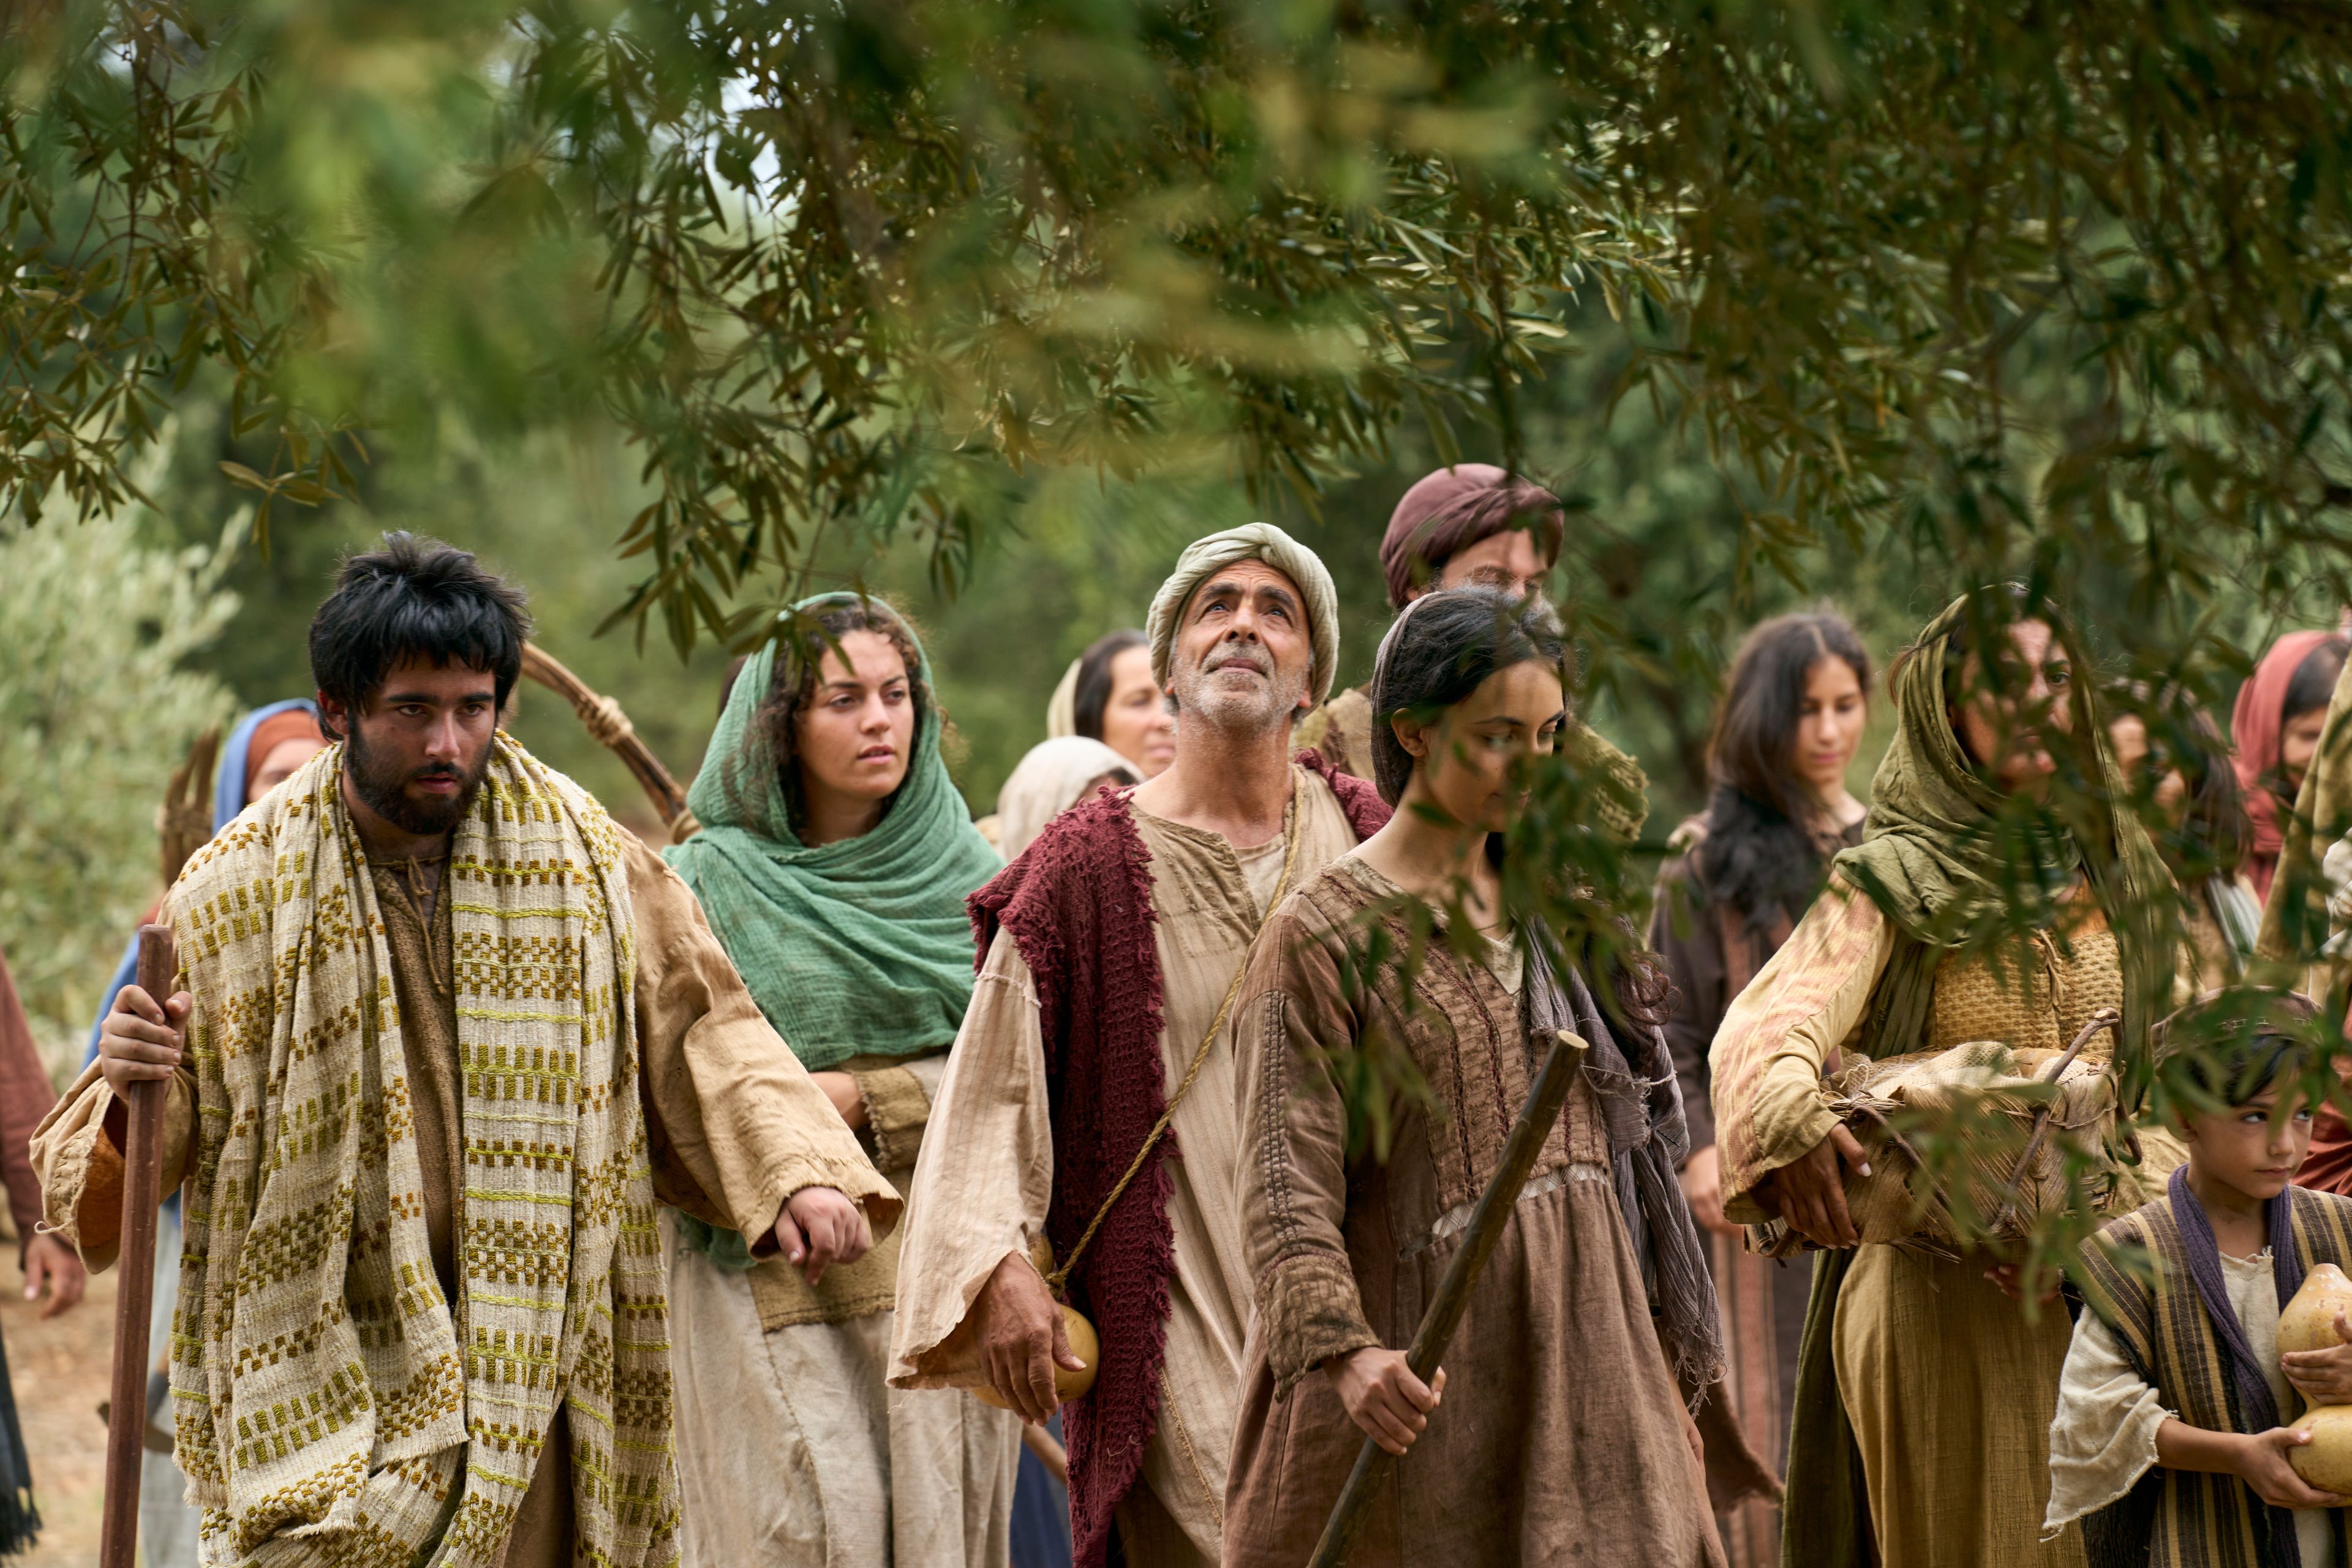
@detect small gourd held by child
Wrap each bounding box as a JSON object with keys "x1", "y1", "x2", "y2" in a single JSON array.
[
  {"x1": 2045, "y1": 991, "x2": 2352, "y2": 1565},
  {"x1": 2282, "y1": 1263, "x2": 2352, "y2": 1493}
]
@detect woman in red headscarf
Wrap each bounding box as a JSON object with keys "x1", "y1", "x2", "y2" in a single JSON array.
[
  {"x1": 2242, "y1": 631, "x2": 2352, "y2": 1196},
  {"x1": 2231, "y1": 630, "x2": 2347, "y2": 902}
]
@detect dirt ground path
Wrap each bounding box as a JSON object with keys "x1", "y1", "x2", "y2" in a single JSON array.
[{"x1": 6, "y1": 1249, "x2": 117, "y2": 1566}]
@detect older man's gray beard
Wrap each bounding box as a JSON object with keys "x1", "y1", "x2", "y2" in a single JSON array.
[{"x1": 1169, "y1": 649, "x2": 1311, "y2": 736}]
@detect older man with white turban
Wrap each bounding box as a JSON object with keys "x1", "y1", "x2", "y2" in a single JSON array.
[{"x1": 889, "y1": 524, "x2": 1390, "y2": 1568}]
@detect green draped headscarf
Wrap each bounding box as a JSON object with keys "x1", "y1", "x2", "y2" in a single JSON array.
[
  {"x1": 665, "y1": 593, "x2": 1003, "y2": 1073},
  {"x1": 1783, "y1": 590, "x2": 2177, "y2": 1568},
  {"x1": 1833, "y1": 589, "x2": 2173, "y2": 1081}
]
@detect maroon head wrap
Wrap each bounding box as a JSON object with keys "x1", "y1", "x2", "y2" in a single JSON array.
[{"x1": 1378, "y1": 462, "x2": 1566, "y2": 609}]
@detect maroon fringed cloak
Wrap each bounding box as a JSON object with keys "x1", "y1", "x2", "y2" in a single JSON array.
[{"x1": 968, "y1": 754, "x2": 1388, "y2": 1568}]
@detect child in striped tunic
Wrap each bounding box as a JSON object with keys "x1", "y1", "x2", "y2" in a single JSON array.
[{"x1": 2049, "y1": 992, "x2": 2352, "y2": 1567}]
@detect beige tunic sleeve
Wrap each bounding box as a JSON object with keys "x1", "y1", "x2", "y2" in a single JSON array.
[
  {"x1": 2041, "y1": 1305, "x2": 2169, "y2": 1537},
  {"x1": 1709, "y1": 876, "x2": 1894, "y2": 1223},
  {"x1": 624, "y1": 835, "x2": 902, "y2": 1246},
  {"x1": 29, "y1": 1059, "x2": 196, "y2": 1273},
  {"x1": 1235, "y1": 895, "x2": 1379, "y2": 1393},
  {"x1": 31, "y1": 899, "x2": 197, "y2": 1273},
  {"x1": 887, "y1": 927, "x2": 1055, "y2": 1390},
  {"x1": 849, "y1": 1054, "x2": 945, "y2": 1175}
]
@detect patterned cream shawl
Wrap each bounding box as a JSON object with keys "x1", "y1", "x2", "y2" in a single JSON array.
[{"x1": 167, "y1": 738, "x2": 674, "y2": 1567}]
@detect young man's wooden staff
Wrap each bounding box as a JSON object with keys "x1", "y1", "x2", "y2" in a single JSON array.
[
  {"x1": 1305, "y1": 1020, "x2": 1591, "y2": 1568},
  {"x1": 98, "y1": 924, "x2": 176, "y2": 1568},
  {"x1": 518, "y1": 642, "x2": 700, "y2": 843}
]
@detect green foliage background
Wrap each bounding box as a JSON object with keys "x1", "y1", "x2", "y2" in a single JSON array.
[{"x1": 0, "y1": 475, "x2": 237, "y2": 1063}]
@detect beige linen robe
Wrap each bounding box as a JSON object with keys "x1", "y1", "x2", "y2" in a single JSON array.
[
  {"x1": 889, "y1": 777, "x2": 1358, "y2": 1568},
  {"x1": 1224, "y1": 856, "x2": 1724, "y2": 1567},
  {"x1": 668, "y1": 1045, "x2": 1021, "y2": 1568},
  {"x1": 1709, "y1": 875, "x2": 2182, "y2": 1568},
  {"x1": 34, "y1": 833, "x2": 900, "y2": 1568}
]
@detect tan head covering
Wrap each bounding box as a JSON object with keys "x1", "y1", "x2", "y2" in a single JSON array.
[
  {"x1": 1045, "y1": 657, "x2": 1082, "y2": 738},
  {"x1": 1144, "y1": 522, "x2": 1341, "y2": 706},
  {"x1": 241, "y1": 706, "x2": 328, "y2": 804},
  {"x1": 995, "y1": 737, "x2": 1141, "y2": 861}
]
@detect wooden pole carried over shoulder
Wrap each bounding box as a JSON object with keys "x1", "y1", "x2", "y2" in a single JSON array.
[
  {"x1": 99, "y1": 924, "x2": 176, "y2": 1568},
  {"x1": 518, "y1": 642, "x2": 701, "y2": 843},
  {"x1": 1305, "y1": 1027, "x2": 1591, "y2": 1568}
]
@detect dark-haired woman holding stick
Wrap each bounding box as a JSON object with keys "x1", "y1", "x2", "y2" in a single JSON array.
[
  {"x1": 1221, "y1": 588, "x2": 1724, "y2": 1567},
  {"x1": 1649, "y1": 609, "x2": 1872, "y2": 1567}
]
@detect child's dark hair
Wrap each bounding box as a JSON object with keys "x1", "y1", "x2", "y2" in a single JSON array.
[
  {"x1": 2159, "y1": 990, "x2": 2324, "y2": 1106},
  {"x1": 1369, "y1": 587, "x2": 1567, "y2": 808},
  {"x1": 308, "y1": 533, "x2": 531, "y2": 729}
]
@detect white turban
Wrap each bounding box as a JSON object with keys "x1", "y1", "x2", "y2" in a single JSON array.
[{"x1": 1144, "y1": 522, "x2": 1341, "y2": 708}]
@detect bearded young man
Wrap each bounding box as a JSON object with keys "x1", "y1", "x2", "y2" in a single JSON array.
[
  {"x1": 888, "y1": 524, "x2": 1390, "y2": 1568},
  {"x1": 34, "y1": 535, "x2": 897, "y2": 1568},
  {"x1": 1298, "y1": 462, "x2": 1649, "y2": 840}
]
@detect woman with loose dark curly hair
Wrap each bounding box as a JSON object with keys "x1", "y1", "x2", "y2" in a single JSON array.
[{"x1": 663, "y1": 592, "x2": 1021, "y2": 1568}]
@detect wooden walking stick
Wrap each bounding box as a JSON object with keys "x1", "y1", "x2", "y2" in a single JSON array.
[
  {"x1": 1305, "y1": 1026, "x2": 1591, "y2": 1568},
  {"x1": 517, "y1": 642, "x2": 701, "y2": 843},
  {"x1": 98, "y1": 924, "x2": 176, "y2": 1568}
]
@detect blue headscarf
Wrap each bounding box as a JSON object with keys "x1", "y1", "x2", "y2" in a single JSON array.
[{"x1": 85, "y1": 700, "x2": 322, "y2": 1065}]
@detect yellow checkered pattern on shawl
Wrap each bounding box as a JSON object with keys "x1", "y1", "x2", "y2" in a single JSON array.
[{"x1": 165, "y1": 737, "x2": 676, "y2": 1567}]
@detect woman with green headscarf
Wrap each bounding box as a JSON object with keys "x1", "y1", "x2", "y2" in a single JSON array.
[
  {"x1": 1707, "y1": 589, "x2": 2182, "y2": 1568},
  {"x1": 664, "y1": 594, "x2": 1021, "y2": 1568}
]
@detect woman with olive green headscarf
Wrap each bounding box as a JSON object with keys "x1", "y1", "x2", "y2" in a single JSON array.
[
  {"x1": 1707, "y1": 590, "x2": 2182, "y2": 1568},
  {"x1": 663, "y1": 594, "x2": 1020, "y2": 1568}
]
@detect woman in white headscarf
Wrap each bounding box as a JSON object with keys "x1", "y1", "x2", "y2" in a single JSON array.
[{"x1": 996, "y1": 737, "x2": 1142, "y2": 862}]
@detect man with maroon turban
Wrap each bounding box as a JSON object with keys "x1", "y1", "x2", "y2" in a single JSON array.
[{"x1": 1299, "y1": 462, "x2": 1649, "y2": 838}]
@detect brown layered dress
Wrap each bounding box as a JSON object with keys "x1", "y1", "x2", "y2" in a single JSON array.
[{"x1": 1223, "y1": 855, "x2": 1722, "y2": 1567}]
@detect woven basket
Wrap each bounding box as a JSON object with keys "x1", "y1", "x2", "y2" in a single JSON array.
[{"x1": 1751, "y1": 1034, "x2": 2131, "y2": 1259}]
